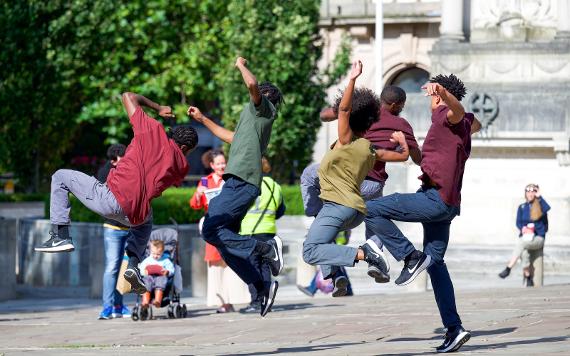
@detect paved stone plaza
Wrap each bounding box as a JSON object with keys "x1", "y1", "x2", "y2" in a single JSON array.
[{"x1": 1, "y1": 284, "x2": 569, "y2": 355}]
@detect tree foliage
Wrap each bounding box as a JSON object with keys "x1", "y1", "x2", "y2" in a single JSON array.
[{"x1": 0, "y1": 0, "x2": 350, "y2": 191}]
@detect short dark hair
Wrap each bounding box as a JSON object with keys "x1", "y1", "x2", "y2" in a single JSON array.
[
  {"x1": 259, "y1": 82, "x2": 284, "y2": 109},
  {"x1": 380, "y1": 85, "x2": 406, "y2": 105},
  {"x1": 429, "y1": 74, "x2": 467, "y2": 101},
  {"x1": 169, "y1": 125, "x2": 198, "y2": 152},
  {"x1": 206, "y1": 149, "x2": 225, "y2": 164},
  {"x1": 333, "y1": 88, "x2": 380, "y2": 136},
  {"x1": 107, "y1": 144, "x2": 126, "y2": 161}
]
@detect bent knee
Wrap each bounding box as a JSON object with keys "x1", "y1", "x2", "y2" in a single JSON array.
[{"x1": 302, "y1": 242, "x2": 318, "y2": 265}]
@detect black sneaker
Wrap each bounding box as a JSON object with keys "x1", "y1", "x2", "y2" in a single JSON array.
[
  {"x1": 260, "y1": 281, "x2": 278, "y2": 317},
  {"x1": 264, "y1": 235, "x2": 284, "y2": 277},
  {"x1": 239, "y1": 302, "x2": 262, "y2": 314},
  {"x1": 34, "y1": 232, "x2": 75, "y2": 253},
  {"x1": 436, "y1": 327, "x2": 471, "y2": 353},
  {"x1": 498, "y1": 267, "x2": 510, "y2": 279},
  {"x1": 395, "y1": 250, "x2": 431, "y2": 286},
  {"x1": 367, "y1": 264, "x2": 390, "y2": 283},
  {"x1": 361, "y1": 238, "x2": 389, "y2": 276},
  {"x1": 124, "y1": 266, "x2": 147, "y2": 295},
  {"x1": 332, "y1": 275, "x2": 348, "y2": 297}
]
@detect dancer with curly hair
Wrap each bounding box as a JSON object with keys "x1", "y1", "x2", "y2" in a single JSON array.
[
  {"x1": 187, "y1": 57, "x2": 284, "y2": 317},
  {"x1": 36, "y1": 92, "x2": 198, "y2": 297},
  {"x1": 365, "y1": 73, "x2": 481, "y2": 353},
  {"x1": 301, "y1": 60, "x2": 410, "y2": 297}
]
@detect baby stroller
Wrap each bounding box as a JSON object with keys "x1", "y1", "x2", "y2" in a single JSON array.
[{"x1": 131, "y1": 228, "x2": 188, "y2": 321}]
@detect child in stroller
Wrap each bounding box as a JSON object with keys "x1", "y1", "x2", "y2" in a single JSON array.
[{"x1": 131, "y1": 228, "x2": 187, "y2": 321}]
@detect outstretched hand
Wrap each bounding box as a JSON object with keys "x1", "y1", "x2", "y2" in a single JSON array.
[
  {"x1": 158, "y1": 105, "x2": 175, "y2": 119},
  {"x1": 349, "y1": 60, "x2": 363, "y2": 80},
  {"x1": 389, "y1": 131, "x2": 406, "y2": 145},
  {"x1": 421, "y1": 83, "x2": 444, "y2": 97},
  {"x1": 187, "y1": 106, "x2": 203, "y2": 122},
  {"x1": 235, "y1": 56, "x2": 247, "y2": 67}
]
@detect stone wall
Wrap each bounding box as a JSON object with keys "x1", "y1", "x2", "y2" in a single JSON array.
[{"x1": 0, "y1": 219, "x2": 17, "y2": 301}]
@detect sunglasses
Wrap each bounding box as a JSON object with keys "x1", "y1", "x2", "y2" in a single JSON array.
[{"x1": 525, "y1": 188, "x2": 537, "y2": 192}]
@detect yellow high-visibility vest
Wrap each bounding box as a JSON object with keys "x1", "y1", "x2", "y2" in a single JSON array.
[{"x1": 240, "y1": 176, "x2": 283, "y2": 235}]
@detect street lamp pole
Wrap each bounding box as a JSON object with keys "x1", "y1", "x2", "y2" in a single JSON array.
[{"x1": 375, "y1": 0, "x2": 384, "y2": 93}]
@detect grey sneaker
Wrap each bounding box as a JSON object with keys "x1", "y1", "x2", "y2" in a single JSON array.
[{"x1": 34, "y1": 232, "x2": 75, "y2": 253}]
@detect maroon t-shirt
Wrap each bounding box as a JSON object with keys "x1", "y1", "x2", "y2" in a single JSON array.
[
  {"x1": 419, "y1": 105, "x2": 474, "y2": 207},
  {"x1": 107, "y1": 107, "x2": 189, "y2": 225},
  {"x1": 364, "y1": 107, "x2": 419, "y2": 182}
]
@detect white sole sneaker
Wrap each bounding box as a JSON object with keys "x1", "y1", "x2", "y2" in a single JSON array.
[
  {"x1": 271, "y1": 235, "x2": 284, "y2": 276},
  {"x1": 437, "y1": 330, "x2": 471, "y2": 353},
  {"x1": 364, "y1": 239, "x2": 390, "y2": 272},
  {"x1": 396, "y1": 254, "x2": 432, "y2": 286},
  {"x1": 261, "y1": 281, "x2": 278, "y2": 317},
  {"x1": 34, "y1": 243, "x2": 75, "y2": 253}
]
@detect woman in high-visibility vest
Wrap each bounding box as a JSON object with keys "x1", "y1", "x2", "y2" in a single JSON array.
[
  {"x1": 190, "y1": 149, "x2": 250, "y2": 313},
  {"x1": 239, "y1": 157, "x2": 286, "y2": 314}
]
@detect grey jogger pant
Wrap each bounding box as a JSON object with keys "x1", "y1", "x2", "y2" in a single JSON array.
[
  {"x1": 303, "y1": 201, "x2": 364, "y2": 280},
  {"x1": 50, "y1": 169, "x2": 152, "y2": 262}
]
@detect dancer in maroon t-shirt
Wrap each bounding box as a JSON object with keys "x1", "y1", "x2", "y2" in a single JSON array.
[
  {"x1": 36, "y1": 93, "x2": 198, "y2": 295},
  {"x1": 365, "y1": 74, "x2": 481, "y2": 353}
]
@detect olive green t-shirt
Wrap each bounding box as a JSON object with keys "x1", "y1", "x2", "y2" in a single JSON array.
[
  {"x1": 318, "y1": 138, "x2": 376, "y2": 214},
  {"x1": 224, "y1": 95, "x2": 276, "y2": 188}
]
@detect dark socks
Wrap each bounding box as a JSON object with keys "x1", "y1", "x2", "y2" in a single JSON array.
[
  {"x1": 254, "y1": 241, "x2": 271, "y2": 257},
  {"x1": 505, "y1": 266, "x2": 511, "y2": 272},
  {"x1": 52, "y1": 224, "x2": 70, "y2": 239}
]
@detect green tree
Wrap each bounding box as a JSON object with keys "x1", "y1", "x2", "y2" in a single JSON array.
[
  {"x1": 0, "y1": 1, "x2": 83, "y2": 192},
  {"x1": 217, "y1": 0, "x2": 350, "y2": 181}
]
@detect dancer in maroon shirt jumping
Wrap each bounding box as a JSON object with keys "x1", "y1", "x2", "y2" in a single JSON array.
[
  {"x1": 36, "y1": 93, "x2": 198, "y2": 295},
  {"x1": 365, "y1": 74, "x2": 481, "y2": 353}
]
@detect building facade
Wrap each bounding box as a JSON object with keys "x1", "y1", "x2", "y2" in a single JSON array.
[{"x1": 316, "y1": 0, "x2": 570, "y2": 245}]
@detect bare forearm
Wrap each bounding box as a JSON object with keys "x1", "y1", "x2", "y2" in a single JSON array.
[
  {"x1": 410, "y1": 148, "x2": 422, "y2": 165},
  {"x1": 376, "y1": 147, "x2": 409, "y2": 162},
  {"x1": 440, "y1": 90, "x2": 465, "y2": 124},
  {"x1": 123, "y1": 92, "x2": 160, "y2": 111},
  {"x1": 471, "y1": 117, "x2": 482, "y2": 135},
  {"x1": 337, "y1": 79, "x2": 356, "y2": 145},
  {"x1": 199, "y1": 113, "x2": 234, "y2": 143},
  {"x1": 237, "y1": 63, "x2": 261, "y2": 105}
]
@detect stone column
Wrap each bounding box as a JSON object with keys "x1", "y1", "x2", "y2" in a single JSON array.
[
  {"x1": 555, "y1": 0, "x2": 570, "y2": 41},
  {"x1": 440, "y1": 0, "x2": 465, "y2": 41}
]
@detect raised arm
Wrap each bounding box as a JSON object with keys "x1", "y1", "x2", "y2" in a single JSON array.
[
  {"x1": 121, "y1": 92, "x2": 174, "y2": 119},
  {"x1": 235, "y1": 57, "x2": 262, "y2": 106},
  {"x1": 187, "y1": 106, "x2": 234, "y2": 144},
  {"x1": 422, "y1": 83, "x2": 465, "y2": 125},
  {"x1": 336, "y1": 60, "x2": 363, "y2": 147},
  {"x1": 375, "y1": 131, "x2": 409, "y2": 162}
]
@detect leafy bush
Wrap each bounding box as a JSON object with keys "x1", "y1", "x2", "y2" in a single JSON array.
[{"x1": 2, "y1": 185, "x2": 306, "y2": 224}]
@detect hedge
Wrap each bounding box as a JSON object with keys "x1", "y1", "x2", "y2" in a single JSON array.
[{"x1": 0, "y1": 185, "x2": 305, "y2": 225}]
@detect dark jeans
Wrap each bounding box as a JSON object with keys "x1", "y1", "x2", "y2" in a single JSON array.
[
  {"x1": 248, "y1": 233, "x2": 274, "y2": 303},
  {"x1": 202, "y1": 176, "x2": 266, "y2": 293},
  {"x1": 365, "y1": 187, "x2": 462, "y2": 329}
]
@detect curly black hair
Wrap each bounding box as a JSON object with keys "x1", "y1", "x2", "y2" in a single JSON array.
[
  {"x1": 380, "y1": 85, "x2": 406, "y2": 105},
  {"x1": 429, "y1": 73, "x2": 467, "y2": 101},
  {"x1": 333, "y1": 87, "x2": 380, "y2": 136},
  {"x1": 169, "y1": 125, "x2": 198, "y2": 152},
  {"x1": 259, "y1": 81, "x2": 284, "y2": 110},
  {"x1": 106, "y1": 144, "x2": 126, "y2": 161}
]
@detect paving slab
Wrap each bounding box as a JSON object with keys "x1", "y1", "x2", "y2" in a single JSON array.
[{"x1": 1, "y1": 284, "x2": 569, "y2": 355}]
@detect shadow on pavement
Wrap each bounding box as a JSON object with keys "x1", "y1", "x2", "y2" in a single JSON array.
[
  {"x1": 386, "y1": 327, "x2": 518, "y2": 342},
  {"x1": 208, "y1": 341, "x2": 366, "y2": 355}
]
